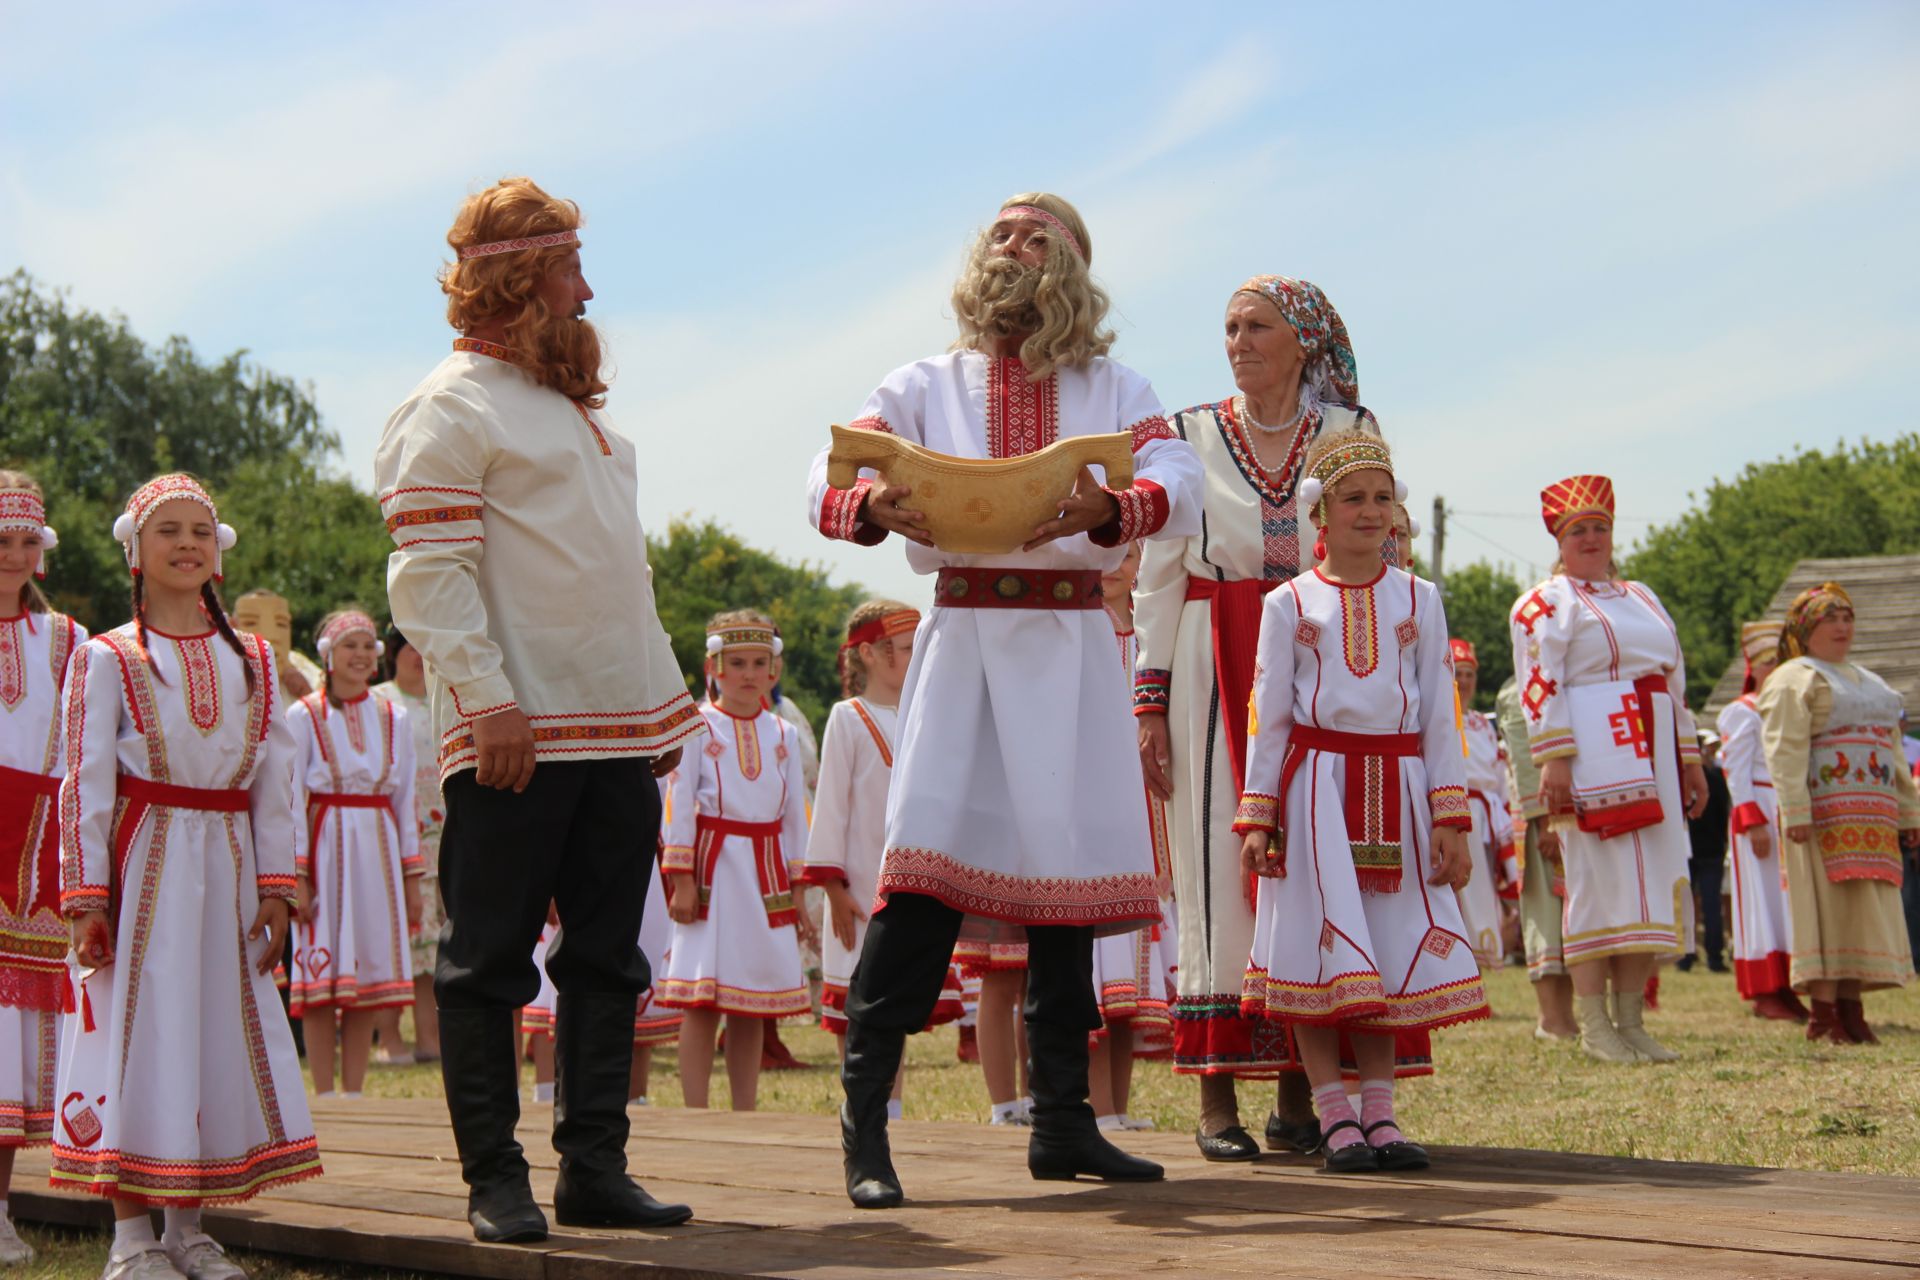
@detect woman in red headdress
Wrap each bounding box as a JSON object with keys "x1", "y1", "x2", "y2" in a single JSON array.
[{"x1": 1509, "y1": 476, "x2": 1708, "y2": 1063}]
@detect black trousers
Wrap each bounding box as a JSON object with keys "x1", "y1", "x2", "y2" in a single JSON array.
[
  {"x1": 1687, "y1": 853, "x2": 1725, "y2": 965},
  {"x1": 846, "y1": 891, "x2": 1101, "y2": 1034},
  {"x1": 435, "y1": 757, "x2": 659, "y2": 1010}
]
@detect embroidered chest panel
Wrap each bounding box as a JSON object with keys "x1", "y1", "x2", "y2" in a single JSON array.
[
  {"x1": 986, "y1": 358, "x2": 1059, "y2": 458},
  {"x1": 177, "y1": 635, "x2": 224, "y2": 735},
  {"x1": 1338, "y1": 586, "x2": 1380, "y2": 678},
  {"x1": 733, "y1": 718, "x2": 764, "y2": 781},
  {"x1": 0, "y1": 616, "x2": 23, "y2": 710}
]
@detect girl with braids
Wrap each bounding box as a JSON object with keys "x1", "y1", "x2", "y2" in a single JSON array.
[
  {"x1": 55, "y1": 474, "x2": 318, "y2": 1280},
  {"x1": 0, "y1": 470, "x2": 85, "y2": 1265},
  {"x1": 287, "y1": 610, "x2": 424, "y2": 1099}
]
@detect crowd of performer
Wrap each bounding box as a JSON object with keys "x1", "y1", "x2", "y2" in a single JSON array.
[{"x1": 0, "y1": 176, "x2": 1916, "y2": 1273}]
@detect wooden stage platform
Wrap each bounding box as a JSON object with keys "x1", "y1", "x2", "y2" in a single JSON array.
[{"x1": 12, "y1": 1096, "x2": 1919, "y2": 1278}]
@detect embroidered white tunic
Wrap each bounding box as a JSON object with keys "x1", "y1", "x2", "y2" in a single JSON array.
[
  {"x1": 54, "y1": 624, "x2": 318, "y2": 1203},
  {"x1": 376, "y1": 345, "x2": 704, "y2": 781},
  {"x1": 1234, "y1": 568, "x2": 1488, "y2": 1032},
  {"x1": 1509, "y1": 576, "x2": 1701, "y2": 965},
  {"x1": 1458, "y1": 708, "x2": 1517, "y2": 966},
  {"x1": 807, "y1": 352, "x2": 1201, "y2": 934},
  {"x1": 371, "y1": 680, "x2": 445, "y2": 969},
  {"x1": 287, "y1": 691, "x2": 422, "y2": 1014},
  {"x1": 0, "y1": 610, "x2": 84, "y2": 1146},
  {"x1": 657, "y1": 707, "x2": 810, "y2": 1017},
  {"x1": 1132, "y1": 398, "x2": 1376, "y2": 1072},
  {"x1": 1717, "y1": 693, "x2": 1793, "y2": 998}
]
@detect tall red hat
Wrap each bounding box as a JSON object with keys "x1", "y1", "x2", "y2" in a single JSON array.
[
  {"x1": 1540, "y1": 475, "x2": 1614, "y2": 538},
  {"x1": 1448, "y1": 637, "x2": 1477, "y2": 669}
]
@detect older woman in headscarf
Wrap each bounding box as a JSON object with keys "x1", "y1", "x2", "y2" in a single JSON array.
[
  {"x1": 1756, "y1": 584, "x2": 1919, "y2": 1044},
  {"x1": 1135, "y1": 276, "x2": 1419, "y2": 1161}
]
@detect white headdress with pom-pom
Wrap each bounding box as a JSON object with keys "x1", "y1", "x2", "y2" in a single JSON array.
[
  {"x1": 317, "y1": 610, "x2": 384, "y2": 668},
  {"x1": 0, "y1": 486, "x2": 58, "y2": 580},
  {"x1": 705, "y1": 621, "x2": 782, "y2": 657},
  {"x1": 114, "y1": 473, "x2": 238, "y2": 581}
]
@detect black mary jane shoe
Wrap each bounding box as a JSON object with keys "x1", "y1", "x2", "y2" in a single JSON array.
[
  {"x1": 1194, "y1": 1124, "x2": 1261, "y2": 1162},
  {"x1": 1319, "y1": 1120, "x2": 1379, "y2": 1174},
  {"x1": 1264, "y1": 1111, "x2": 1323, "y2": 1155},
  {"x1": 1363, "y1": 1120, "x2": 1430, "y2": 1172}
]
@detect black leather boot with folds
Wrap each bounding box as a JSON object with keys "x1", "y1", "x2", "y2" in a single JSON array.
[
  {"x1": 1025, "y1": 1019, "x2": 1163, "y2": 1184},
  {"x1": 552, "y1": 992, "x2": 694, "y2": 1228},
  {"x1": 438, "y1": 1007, "x2": 548, "y2": 1243},
  {"x1": 840, "y1": 1019, "x2": 908, "y2": 1208}
]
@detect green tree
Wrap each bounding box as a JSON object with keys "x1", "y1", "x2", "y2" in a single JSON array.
[
  {"x1": 1623, "y1": 437, "x2": 1920, "y2": 708},
  {"x1": 0, "y1": 270, "x2": 381, "y2": 639},
  {"x1": 1439, "y1": 561, "x2": 1526, "y2": 711},
  {"x1": 646, "y1": 516, "x2": 870, "y2": 731}
]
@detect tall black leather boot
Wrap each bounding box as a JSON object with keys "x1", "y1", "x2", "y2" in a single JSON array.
[
  {"x1": 438, "y1": 1007, "x2": 548, "y2": 1243},
  {"x1": 841, "y1": 1018, "x2": 908, "y2": 1208},
  {"x1": 1025, "y1": 1019, "x2": 1163, "y2": 1184},
  {"x1": 551, "y1": 991, "x2": 693, "y2": 1228}
]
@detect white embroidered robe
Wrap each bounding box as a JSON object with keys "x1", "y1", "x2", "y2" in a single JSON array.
[
  {"x1": 372, "y1": 679, "x2": 446, "y2": 969},
  {"x1": 1717, "y1": 693, "x2": 1793, "y2": 997},
  {"x1": 1459, "y1": 708, "x2": 1517, "y2": 966}
]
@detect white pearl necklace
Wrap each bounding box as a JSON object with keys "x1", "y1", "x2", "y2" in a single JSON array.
[{"x1": 1237, "y1": 393, "x2": 1308, "y2": 435}]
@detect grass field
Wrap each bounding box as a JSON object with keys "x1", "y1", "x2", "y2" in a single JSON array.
[{"x1": 12, "y1": 963, "x2": 1916, "y2": 1278}]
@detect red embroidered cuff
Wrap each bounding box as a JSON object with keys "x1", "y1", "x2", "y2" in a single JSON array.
[
  {"x1": 1090, "y1": 480, "x2": 1169, "y2": 547},
  {"x1": 402, "y1": 856, "x2": 426, "y2": 876},
  {"x1": 1429, "y1": 785, "x2": 1471, "y2": 829},
  {"x1": 61, "y1": 887, "x2": 109, "y2": 917},
  {"x1": 256, "y1": 874, "x2": 299, "y2": 901},
  {"x1": 1731, "y1": 801, "x2": 1768, "y2": 835},
  {"x1": 797, "y1": 865, "x2": 851, "y2": 888},
  {"x1": 1232, "y1": 792, "x2": 1280, "y2": 834},
  {"x1": 295, "y1": 857, "x2": 311, "y2": 877},
  {"x1": 1528, "y1": 727, "x2": 1576, "y2": 763},
  {"x1": 1133, "y1": 669, "x2": 1172, "y2": 715},
  {"x1": 818, "y1": 480, "x2": 887, "y2": 545},
  {"x1": 662, "y1": 844, "x2": 697, "y2": 875}
]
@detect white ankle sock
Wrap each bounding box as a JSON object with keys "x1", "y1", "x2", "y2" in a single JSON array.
[
  {"x1": 338, "y1": 1090, "x2": 362, "y2": 1100},
  {"x1": 533, "y1": 1082, "x2": 554, "y2": 1103},
  {"x1": 112, "y1": 1215, "x2": 156, "y2": 1258},
  {"x1": 886, "y1": 1098, "x2": 903, "y2": 1121},
  {"x1": 162, "y1": 1206, "x2": 202, "y2": 1242},
  {"x1": 989, "y1": 1100, "x2": 1022, "y2": 1123},
  {"x1": 1095, "y1": 1113, "x2": 1124, "y2": 1131},
  {"x1": 629, "y1": 1095, "x2": 650, "y2": 1107},
  {"x1": 1017, "y1": 1096, "x2": 1034, "y2": 1118}
]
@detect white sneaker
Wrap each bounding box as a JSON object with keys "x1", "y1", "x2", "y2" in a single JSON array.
[
  {"x1": 1095, "y1": 1114, "x2": 1125, "y2": 1131},
  {"x1": 164, "y1": 1236, "x2": 248, "y2": 1280},
  {"x1": 0, "y1": 1217, "x2": 32, "y2": 1265},
  {"x1": 102, "y1": 1246, "x2": 187, "y2": 1280},
  {"x1": 1119, "y1": 1114, "x2": 1157, "y2": 1131}
]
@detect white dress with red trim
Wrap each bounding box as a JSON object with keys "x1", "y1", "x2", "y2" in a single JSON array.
[
  {"x1": 1718, "y1": 693, "x2": 1793, "y2": 999},
  {"x1": 1508, "y1": 576, "x2": 1699, "y2": 965},
  {"x1": 1234, "y1": 568, "x2": 1489, "y2": 1034},
  {"x1": 1130, "y1": 398, "x2": 1378, "y2": 1074},
  {"x1": 371, "y1": 680, "x2": 445, "y2": 971},
  {"x1": 522, "y1": 922, "x2": 558, "y2": 1037},
  {"x1": 1458, "y1": 709, "x2": 1517, "y2": 967},
  {"x1": 54, "y1": 624, "x2": 318, "y2": 1204},
  {"x1": 805, "y1": 352, "x2": 1201, "y2": 939},
  {"x1": 0, "y1": 609, "x2": 84, "y2": 1147},
  {"x1": 657, "y1": 708, "x2": 810, "y2": 1017},
  {"x1": 287, "y1": 691, "x2": 421, "y2": 1015},
  {"x1": 803, "y1": 698, "x2": 962, "y2": 1034}
]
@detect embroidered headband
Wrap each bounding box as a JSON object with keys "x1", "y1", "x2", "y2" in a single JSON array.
[
  {"x1": 1540, "y1": 474, "x2": 1615, "y2": 538},
  {"x1": 1298, "y1": 436, "x2": 1404, "y2": 526},
  {"x1": 1779, "y1": 582, "x2": 1852, "y2": 662},
  {"x1": 1232, "y1": 275, "x2": 1360, "y2": 403},
  {"x1": 112, "y1": 473, "x2": 236, "y2": 580},
  {"x1": 706, "y1": 623, "x2": 782, "y2": 657},
  {"x1": 842, "y1": 609, "x2": 921, "y2": 654},
  {"x1": 1449, "y1": 638, "x2": 1478, "y2": 669},
  {"x1": 995, "y1": 205, "x2": 1085, "y2": 261},
  {"x1": 0, "y1": 488, "x2": 58, "y2": 580},
  {"x1": 456, "y1": 228, "x2": 578, "y2": 261},
  {"x1": 317, "y1": 611, "x2": 384, "y2": 665}
]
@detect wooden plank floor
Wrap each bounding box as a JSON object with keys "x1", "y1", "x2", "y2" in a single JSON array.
[{"x1": 12, "y1": 1096, "x2": 1920, "y2": 1279}]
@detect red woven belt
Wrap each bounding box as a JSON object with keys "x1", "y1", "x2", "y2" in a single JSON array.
[
  {"x1": 933, "y1": 567, "x2": 1103, "y2": 610},
  {"x1": 117, "y1": 775, "x2": 249, "y2": 811},
  {"x1": 0, "y1": 763, "x2": 59, "y2": 799}
]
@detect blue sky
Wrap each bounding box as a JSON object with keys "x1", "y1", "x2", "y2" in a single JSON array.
[{"x1": 3, "y1": 1, "x2": 1915, "y2": 601}]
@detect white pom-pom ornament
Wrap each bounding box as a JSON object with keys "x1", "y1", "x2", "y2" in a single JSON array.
[
  {"x1": 1298, "y1": 477, "x2": 1323, "y2": 509},
  {"x1": 1394, "y1": 479, "x2": 1409, "y2": 503},
  {"x1": 772, "y1": 637, "x2": 784, "y2": 656},
  {"x1": 217, "y1": 523, "x2": 237, "y2": 550},
  {"x1": 38, "y1": 526, "x2": 57, "y2": 550},
  {"x1": 112, "y1": 512, "x2": 135, "y2": 544},
  {"x1": 1407, "y1": 516, "x2": 1422, "y2": 539},
  {"x1": 705, "y1": 635, "x2": 723, "y2": 655}
]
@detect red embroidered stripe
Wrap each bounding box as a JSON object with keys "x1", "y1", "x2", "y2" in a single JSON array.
[{"x1": 385, "y1": 505, "x2": 482, "y2": 533}]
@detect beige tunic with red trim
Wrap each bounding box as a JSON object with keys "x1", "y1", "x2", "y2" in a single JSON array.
[
  {"x1": 375, "y1": 346, "x2": 704, "y2": 781},
  {"x1": 806, "y1": 352, "x2": 1201, "y2": 935},
  {"x1": 54, "y1": 624, "x2": 317, "y2": 1204}
]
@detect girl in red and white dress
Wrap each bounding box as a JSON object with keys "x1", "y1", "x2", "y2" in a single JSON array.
[
  {"x1": 57, "y1": 474, "x2": 318, "y2": 1280},
  {"x1": 1092, "y1": 545, "x2": 1172, "y2": 1132},
  {"x1": 658, "y1": 613, "x2": 812, "y2": 1110},
  {"x1": 0, "y1": 472, "x2": 81, "y2": 1265},
  {"x1": 1235, "y1": 433, "x2": 1486, "y2": 1173},
  {"x1": 520, "y1": 917, "x2": 558, "y2": 1103},
  {"x1": 1451, "y1": 639, "x2": 1519, "y2": 967},
  {"x1": 1719, "y1": 620, "x2": 1802, "y2": 1022},
  {"x1": 288, "y1": 610, "x2": 424, "y2": 1099}
]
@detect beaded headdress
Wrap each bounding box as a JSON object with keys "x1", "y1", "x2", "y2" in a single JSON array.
[
  {"x1": 0, "y1": 487, "x2": 58, "y2": 580},
  {"x1": 1298, "y1": 434, "x2": 1404, "y2": 527},
  {"x1": 706, "y1": 622, "x2": 782, "y2": 657},
  {"x1": 1449, "y1": 638, "x2": 1478, "y2": 669},
  {"x1": 1539, "y1": 475, "x2": 1615, "y2": 538},
  {"x1": 112, "y1": 473, "x2": 236, "y2": 580},
  {"x1": 317, "y1": 611, "x2": 383, "y2": 667}
]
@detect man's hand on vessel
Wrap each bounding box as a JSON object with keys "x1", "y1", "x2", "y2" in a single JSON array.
[
  {"x1": 1024, "y1": 466, "x2": 1121, "y2": 551},
  {"x1": 472, "y1": 706, "x2": 536, "y2": 793},
  {"x1": 860, "y1": 481, "x2": 934, "y2": 546}
]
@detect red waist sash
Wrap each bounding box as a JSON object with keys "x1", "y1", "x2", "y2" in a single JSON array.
[
  {"x1": 1185, "y1": 576, "x2": 1279, "y2": 794},
  {"x1": 0, "y1": 765, "x2": 66, "y2": 992},
  {"x1": 934, "y1": 567, "x2": 1103, "y2": 610},
  {"x1": 693, "y1": 814, "x2": 796, "y2": 928},
  {"x1": 107, "y1": 775, "x2": 250, "y2": 923},
  {"x1": 1279, "y1": 726, "x2": 1421, "y2": 894},
  {"x1": 305, "y1": 791, "x2": 395, "y2": 846}
]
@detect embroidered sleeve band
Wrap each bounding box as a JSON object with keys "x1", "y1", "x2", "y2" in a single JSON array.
[
  {"x1": 661, "y1": 844, "x2": 697, "y2": 875},
  {"x1": 818, "y1": 478, "x2": 886, "y2": 545},
  {"x1": 1092, "y1": 479, "x2": 1170, "y2": 547},
  {"x1": 1128, "y1": 416, "x2": 1175, "y2": 452},
  {"x1": 1528, "y1": 727, "x2": 1576, "y2": 762},
  {"x1": 1134, "y1": 668, "x2": 1172, "y2": 715},
  {"x1": 1233, "y1": 792, "x2": 1281, "y2": 835},
  {"x1": 379, "y1": 487, "x2": 485, "y2": 549},
  {"x1": 1731, "y1": 801, "x2": 1767, "y2": 835},
  {"x1": 1429, "y1": 785, "x2": 1471, "y2": 830}
]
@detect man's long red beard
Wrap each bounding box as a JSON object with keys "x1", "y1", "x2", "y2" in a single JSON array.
[{"x1": 504, "y1": 298, "x2": 607, "y2": 403}]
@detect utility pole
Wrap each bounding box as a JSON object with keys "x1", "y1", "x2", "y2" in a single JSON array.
[{"x1": 1430, "y1": 496, "x2": 1447, "y2": 594}]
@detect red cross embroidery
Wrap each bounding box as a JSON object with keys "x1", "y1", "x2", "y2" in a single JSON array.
[
  {"x1": 1513, "y1": 590, "x2": 1556, "y2": 636},
  {"x1": 1521, "y1": 666, "x2": 1557, "y2": 721},
  {"x1": 1608, "y1": 693, "x2": 1650, "y2": 759}
]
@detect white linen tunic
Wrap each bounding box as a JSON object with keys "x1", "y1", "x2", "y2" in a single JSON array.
[
  {"x1": 1133, "y1": 398, "x2": 1375, "y2": 1072},
  {"x1": 657, "y1": 708, "x2": 810, "y2": 1017},
  {"x1": 1458, "y1": 708, "x2": 1516, "y2": 966},
  {"x1": 1236, "y1": 569, "x2": 1488, "y2": 1032},
  {"x1": 1717, "y1": 692, "x2": 1793, "y2": 998},
  {"x1": 0, "y1": 610, "x2": 83, "y2": 1146},
  {"x1": 807, "y1": 352, "x2": 1200, "y2": 935},
  {"x1": 287, "y1": 691, "x2": 421, "y2": 1014},
  {"x1": 54, "y1": 625, "x2": 318, "y2": 1204},
  {"x1": 371, "y1": 680, "x2": 445, "y2": 970},
  {"x1": 1509, "y1": 576, "x2": 1701, "y2": 965}
]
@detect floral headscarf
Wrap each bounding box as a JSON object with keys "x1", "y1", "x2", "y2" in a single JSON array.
[
  {"x1": 1233, "y1": 275, "x2": 1359, "y2": 403},
  {"x1": 1779, "y1": 582, "x2": 1852, "y2": 662}
]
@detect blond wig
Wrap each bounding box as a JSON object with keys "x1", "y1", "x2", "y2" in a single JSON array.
[{"x1": 951, "y1": 193, "x2": 1114, "y2": 381}]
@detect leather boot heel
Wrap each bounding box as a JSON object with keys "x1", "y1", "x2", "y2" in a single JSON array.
[{"x1": 1025, "y1": 1020, "x2": 1163, "y2": 1184}]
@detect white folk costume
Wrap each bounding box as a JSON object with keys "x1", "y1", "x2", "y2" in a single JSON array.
[
  {"x1": 1719, "y1": 621, "x2": 1794, "y2": 1002},
  {"x1": 288, "y1": 614, "x2": 422, "y2": 1015},
  {"x1": 372, "y1": 677, "x2": 446, "y2": 972},
  {"x1": 1497, "y1": 676, "x2": 1566, "y2": 978},
  {"x1": 1756, "y1": 586, "x2": 1918, "y2": 992},
  {"x1": 633, "y1": 863, "x2": 680, "y2": 1046},
  {"x1": 1092, "y1": 621, "x2": 1171, "y2": 1051},
  {"x1": 659, "y1": 626, "x2": 811, "y2": 1018},
  {"x1": 53, "y1": 475, "x2": 318, "y2": 1204},
  {"x1": 1234, "y1": 565, "x2": 1488, "y2": 1035},
  {"x1": 808, "y1": 350, "x2": 1200, "y2": 938},
  {"x1": 1453, "y1": 640, "x2": 1519, "y2": 967},
  {"x1": 523, "y1": 923, "x2": 557, "y2": 1038},
  {"x1": 1510, "y1": 478, "x2": 1701, "y2": 968}
]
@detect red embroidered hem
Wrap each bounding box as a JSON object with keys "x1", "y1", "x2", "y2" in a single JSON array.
[
  {"x1": 878, "y1": 846, "x2": 1160, "y2": 932},
  {"x1": 50, "y1": 1136, "x2": 323, "y2": 1206},
  {"x1": 1735, "y1": 950, "x2": 1793, "y2": 1000}
]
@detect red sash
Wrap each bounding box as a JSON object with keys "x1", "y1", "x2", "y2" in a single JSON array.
[
  {"x1": 693, "y1": 814, "x2": 796, "y2": 928},
  {"x1": 302, "y1": 792, "x2": 396, "y2": 915},
  {"x1": 109, "y1": 775, "x2": 249, "y2": 921},
  {"x1": 0, "y1": 764, "x2": 61, "y2": 920},
  {"x1": 1184, "y1": 577, "x2": 1278, "y2": 795},
  {"x1": 1279, "y1": 725, "x2": 1421, "y2": 894}
]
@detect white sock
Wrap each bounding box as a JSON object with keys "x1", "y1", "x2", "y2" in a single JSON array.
[
  {"x1": 1095, "y1": 1113, "x2": 1124, "y2": 1131},
  {"x1": 339, "y1": 1091, "x2": 362, "y2": 1100},
  {"x1": 989, "y1": 1099, "x2": 1022, "y2": 1123},
  {"x1": 112, "y1": 1215, "x2": 157, "y2": 1258},
  {"x1": 629, "y1": 1095, "x2": 650, "y2": 1107},
  {"x1": 1017, "y1": 1096, "x2": 1034, "y2": 1118},
  {"x1": 886, "y1": 1098, "x2": 903, "y2": 1121},
  {"x1": 313, "y1": 1090, "x2": 336, "y2": 1098},
  {"x1": 162, "y1": 1206, "x2": 202, "y2": 1242},
  {"x1": 533, "y1": 1082, "x2": 554, "y2": 1103}
]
